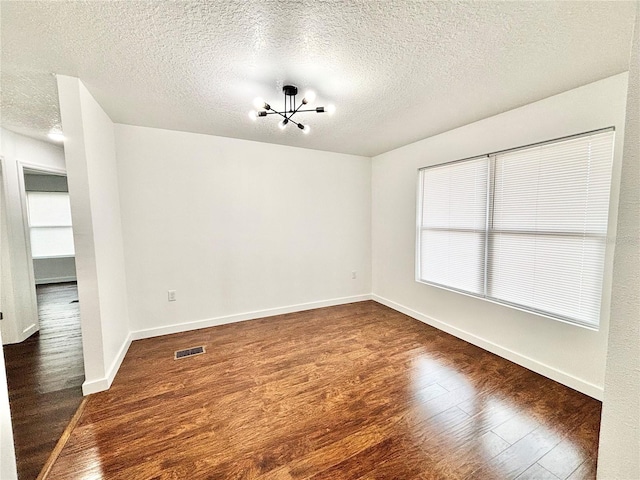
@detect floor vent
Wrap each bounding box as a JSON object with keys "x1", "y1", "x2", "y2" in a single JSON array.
[{"x1": 174, "y1": 346, "x2": 205, "y2": 360}]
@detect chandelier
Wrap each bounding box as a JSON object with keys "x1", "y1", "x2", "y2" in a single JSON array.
[{"x1": 249, "y1": 85, "x2": 335, "y2": 133}]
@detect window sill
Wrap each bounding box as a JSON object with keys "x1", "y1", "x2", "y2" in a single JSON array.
[{"x1": 415, "y1": 278, "x2": 600, "y2": 332}]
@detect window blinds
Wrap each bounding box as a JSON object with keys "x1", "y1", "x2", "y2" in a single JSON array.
[
  {"x1": 488, "y1": 131, "x2": 614, "y2": 327},
  {"x1": 417, "y1": 129, "x2": 614, "y2": 327},
  {"x1": 27, "y1": 192, "x2": 75, "y2": 258},
  {"x1": 418, "y1": 157, "x2": 489, "y2": 295}
]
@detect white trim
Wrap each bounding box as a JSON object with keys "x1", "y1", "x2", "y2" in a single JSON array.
[
  {"x1": 19, "y1": 323, "x2": 38, "y2": 341},
  {"x1": 371, "y1": 294, "x2": 604, "y2": 400},
  {"x1": 35, "y1": 275, "x2": 77, "y2": 285},
  {"x1": 81, "y1": 376, "x2": 109, "y2": 395},
  {"x1": 82, "y1": 333, "x2": 132, "y2": 396},
  {"x1": 19, "y1": 162, "x2": 66, "y2": 176},
  {"x1": 131, "y1": 294, "x2": 373, "y2": 341}
]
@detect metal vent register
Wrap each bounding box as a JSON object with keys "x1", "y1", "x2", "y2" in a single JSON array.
[{"x1": 174, "y1": 346, "x2": 205, "y2": 360}]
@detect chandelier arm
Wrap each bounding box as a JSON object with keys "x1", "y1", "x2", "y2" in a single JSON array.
[
  {"x1": 265, "y1": 108, "x2": 321, "y2": 115},
  {"x1": 264, "y1": 110, "x2": 302, "y2": 127},
  {"x1": 265, "y1": 110, "x2": 290, "y2": 120},
  {"x1": 285, "y1": 116, "x2": 302, "y2": 127}
]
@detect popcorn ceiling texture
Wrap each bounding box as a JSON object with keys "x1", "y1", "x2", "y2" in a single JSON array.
[{"x1": 1, "y1": 0, "x2": 636, "y2": 156}]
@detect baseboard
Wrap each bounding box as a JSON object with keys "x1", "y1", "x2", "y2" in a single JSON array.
[
  {"x1": 131, "y1": 294, "x2": 373, "y2": 341},
  {"x1": 81, "y1": 333, "x2": 132, "y2": 396},
  {"x1": 82, "y1": 295, "x2": 371, "y2": 395},
  {"x1": 371, "y1": 294, "x2": 604, "y2": 400},
  {"x1": 35, "y1": 276, "x2": 77, "y2": 285},
  {"x1": 20, "y1": 323, "x2": 38, "y2": 341}
]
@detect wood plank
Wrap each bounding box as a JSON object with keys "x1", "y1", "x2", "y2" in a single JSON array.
[
  {"x1": 43, "y1": 301, "x2": 601, "y2": 479},
  {"x1": 3, "y1": 282, "x2": 84, "y2": 480}
]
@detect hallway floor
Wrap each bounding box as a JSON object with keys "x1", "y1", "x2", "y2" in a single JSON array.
[{"x1": 3, "y1": 282, "x2": 84, "y2": 480}]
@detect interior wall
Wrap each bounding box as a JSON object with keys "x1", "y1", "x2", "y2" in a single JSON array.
[
  {"x1": 114, "y1": 125, "x2": 372, "y2": 337},
  {"x1": 0, "y1": 330, "x2": 17, "y2": 480},
  {"x1": 0, "y1": 129, "x2": 66, "y2": 345},
  {"x1": 57, "y1": 76, "x2": 130, "y2": 394},
  {"x1": 597, "y1": 7, "x2": 639, "y2": 478},
  {"x1": 0, "y1": 182, "x2": 17, "y2": 479},
  {"x1": 32, "y1": 257, "x2": 76, "y2": 285},
  {"x1": 371, "y1": 73, "x2": 629, "y2": 399}
]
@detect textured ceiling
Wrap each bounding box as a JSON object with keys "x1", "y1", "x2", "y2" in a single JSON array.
[{"x1": 1, "y1": 1, "x2": 636, "y2": 157}]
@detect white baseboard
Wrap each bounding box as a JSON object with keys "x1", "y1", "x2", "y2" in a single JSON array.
[
  {"x1": 371, "y1": 294, "x2": 604, "y2": 400},
  {"x1": 35, "y1": 276, "x2": 77, "y2": 285},
  {"x1": 82, "y1": 333, "x2": 132, "y2": 396},
  {"x1": 80, "y1": 293, "x2": 602, "y2": 400},
  {"x1": 20, "y1": 323, "x2": 38, "y2": 342},
  {"x1": 131, "y1": 294, "x2": 373, "y2": 341}
]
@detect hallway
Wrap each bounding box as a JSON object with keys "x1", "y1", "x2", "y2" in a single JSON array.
[{"x1": 3, "y1": 282, "x2": 84, "y2": 479}]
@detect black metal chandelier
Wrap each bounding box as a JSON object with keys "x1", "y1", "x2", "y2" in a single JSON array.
[{"x1": 249, "y1": 85, "x2": 335, "y2": 133}]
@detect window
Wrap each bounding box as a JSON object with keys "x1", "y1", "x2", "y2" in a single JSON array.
[
  {"x1": 417, "y1": 129, "x2": 615, "y2": 328},
  {"x1": 26, "y1": 191, "x2": 75, "y2": 258}
]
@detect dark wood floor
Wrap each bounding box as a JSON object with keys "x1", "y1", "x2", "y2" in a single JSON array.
[
  {"x1": 47, "y1": 301, "x2": 600, "y2": 479},
  {"x1": 3, "y1": 282, "x2": 84, "y2": 480}
]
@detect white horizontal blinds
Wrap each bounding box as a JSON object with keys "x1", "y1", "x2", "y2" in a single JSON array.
[
  {"x1": 30, "y1": 227, "x2": 75, "y2": 258},
  {"x1": 488, "y1": 130, "x2": 614, "y2": 326},
  {"x1": 27, "y1": 192, "x2": 75, "y2": 258},
  {"x1": 419, "y1": 157, "x2": 489, "y2": 294},
  {"x1": 27, "y1": 192, "x2": 72, "y2": 226}
]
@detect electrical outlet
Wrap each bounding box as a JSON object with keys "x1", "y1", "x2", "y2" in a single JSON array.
[
  {"x1": 168, "y1": 290, "x2": 176, "y2": 302},
  {"x1": 351, "y1": 271, "x2": 357, "y2": 280}
]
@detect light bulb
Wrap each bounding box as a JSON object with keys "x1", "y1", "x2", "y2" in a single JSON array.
[
  {"x1": 253, "y1": 97, "x2": 265, "y2": 109},
  {"x1": 47, "y1": 131, "x2": 65, "y2": 142},
  {"x1": 249, "y1": 110, "x2": 258, "y2": 121},
  {"x1": 326, "y1": 104, "x2": 336, "y2": 115},
  {"x1": 303, "y1": 90, "x2": 316, "y2": 104},
  {"x1": 278, "y1": 119, "x2": 288, "y2": 130},
  {"x1": 302, "y1": 124, "x2": 310, "y2": 134}
]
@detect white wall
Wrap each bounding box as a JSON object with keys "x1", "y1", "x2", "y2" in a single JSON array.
[
  {"x1": 0, "y1": 186, "x2": 17, "y2": 479},
  {"x1": 57, "y1": 76, "x2": 130, "y2": 394},
  {"x1": 33, "y1": 257, "x2": 76, "y2": 284},
  {"x1": 115, "y1": 125, "x2": 371, "y2": 337},
  {"x1": 598, "y1": 7, "x2": 639, "y2": 478},
  {"x1": 371, "y1": 73, "x2": 629, "y2": 399},
  {"x1": 0, "y1": 331, "x2": 17, "y2": 480},
  {"x1": 0, "y1": 129, "x2": 66, "y2": 344}
]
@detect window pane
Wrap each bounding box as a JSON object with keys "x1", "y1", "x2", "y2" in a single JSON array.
[
  {"x1": 421, "y1": 158, "x2": 488, "y2": 230},
  {"x1": 488, "y1": 130, "x2": 614, "y2": 326},
  {"x1": 488, "y1": 233, "x2": 606, "y2": 326},
  {"x1": 27, "y1": 192, "x2": 72, "y2": 227},
  {"x1": 419, "y1": 229, "x2": 486, "y2": 295},
  {"x1": 30, "y1": 227, "x2": 75, "y2": 258},
  {"x1": 493, "y1": 131, "x2": 614, "y2": 235},
  {"x1": 418, "y1": 157, "x2": 488, "y2": 295}
]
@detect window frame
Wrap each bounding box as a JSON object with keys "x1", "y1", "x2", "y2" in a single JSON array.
[{"x1": 415, "y1": 127, "x2": 615, "y2": 330}]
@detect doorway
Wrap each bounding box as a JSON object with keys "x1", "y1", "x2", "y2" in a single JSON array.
[{"x1": 1, "y1": 166, "x2": 84, "y2": 479}]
